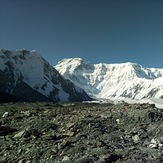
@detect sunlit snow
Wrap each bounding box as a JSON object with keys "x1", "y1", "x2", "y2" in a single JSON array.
[{"x1": 55, "y1": 58, "x2": 163, "y2": 101}]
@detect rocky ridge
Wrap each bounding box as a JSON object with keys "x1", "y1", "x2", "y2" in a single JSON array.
[
  {"x1": 0, "y1": 102, "x2": 163, "y2": 162},
  {"x1": 0, "y1": 50, "x2": 91, "y2": 102}
]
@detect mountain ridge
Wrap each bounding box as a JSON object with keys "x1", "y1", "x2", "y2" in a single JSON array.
[
  {"x1": 0, "y1": 50, "x2": 91, "y2": 102},
  {"x1": 55, "y1": 58, "x2": 163, "y2": 100}
]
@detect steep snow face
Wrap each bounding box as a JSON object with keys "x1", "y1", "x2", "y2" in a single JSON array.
[
  {"x1": 0, "y1": 50, "x2": 91, "y2": 102},
  {"x1": 0, "y1": 49, "x2": 45, "y2": 88},
  {"x1": 55, "y1": 58, "x2": 163, "y2": 99}
]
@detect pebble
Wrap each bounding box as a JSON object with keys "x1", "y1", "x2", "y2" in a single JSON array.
[
  {"x1": 2, "y1": 112, "x2": 9, "y2": 117},
  {"x1": 149, "y1": 138, "x2": 162, "y2": 148},
  {"x1": 132, "y1": 135, "x2": 140, "y2": 143},
  {"x1": 14, "y1": 130, "x2": 26, "y2": 138},
  {"x1": 62, "y1": 156, "x2": 70, "y2": 161}
]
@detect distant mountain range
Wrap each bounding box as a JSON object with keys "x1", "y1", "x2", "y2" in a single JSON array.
[
  {"x1": 1, "y1": 49, "x2": 163, "y2": 103},
  {"x1": 55, "y1": 58, "x2": 163, "y2": 100},
  {"x1": 0, "y1": 49, "x2": 91, "y2": 102}
]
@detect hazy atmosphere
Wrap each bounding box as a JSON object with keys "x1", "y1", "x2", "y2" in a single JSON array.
[{"x1": 1, "y1": 0, "x2": 163, "y2": 67}]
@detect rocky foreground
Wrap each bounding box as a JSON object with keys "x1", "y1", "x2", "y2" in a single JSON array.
[{"x1": 0, "y1": 102, "x2": 163, "y2": 163}]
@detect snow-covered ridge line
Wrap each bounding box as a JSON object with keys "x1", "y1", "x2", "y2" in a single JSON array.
[
  {"x1": 0, "y1": 50, "x2": 91, "y2": 102},
  {"x1": 55, "y1": 58, "x2": 163, "y2": 100}
]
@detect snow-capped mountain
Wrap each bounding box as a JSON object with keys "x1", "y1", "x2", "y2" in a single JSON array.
[
  {"x1": 55, "y1": 58, "x2": 163, "y2": 100},
  {"x1": 0, "y1": 50, "x2": 91, "y2": 102}
]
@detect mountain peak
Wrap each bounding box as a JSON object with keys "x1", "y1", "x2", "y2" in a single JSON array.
[
  {"x1": 56, "y1": 58, "x2": 93, "y2": 75},
  {"x1": 57, "y1": 58, "x2": 89, "y2": 66},
  {"x1": 0, "y1": 50, "x2": 91, "y2": 102},
  {"x1": 55, "y1": 58, "x2": 163, "y2": 99}
]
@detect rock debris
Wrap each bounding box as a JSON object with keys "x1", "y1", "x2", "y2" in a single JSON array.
[{"x1": 0, "y1": 102, "x2": 163, "y2": 162}]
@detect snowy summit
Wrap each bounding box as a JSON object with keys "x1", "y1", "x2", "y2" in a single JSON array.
[
  {"x1": 55, "y1": 58, "x2": 163, "y2": 100},
  {"x1": 0, "y1": 50, "x2": 91, "y2": 102}
]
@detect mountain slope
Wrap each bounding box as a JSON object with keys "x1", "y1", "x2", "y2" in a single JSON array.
[
  {"x1": 55, "y1": 58, "x2": 163, "y2": 100},
  {"x1": 0, "y1": 50, "x2": 91, "y2": 102}
]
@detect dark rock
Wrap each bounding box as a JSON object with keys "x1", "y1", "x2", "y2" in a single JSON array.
[
  {"x1": 75, "y1": 157, "x2": 94, "y2": 163},
  {"x1": 104, "y1": 153, "x2": 122, "y2": 162},
  {"x1": 0, "y1": 125, "x2": 18, "y2": 136}
]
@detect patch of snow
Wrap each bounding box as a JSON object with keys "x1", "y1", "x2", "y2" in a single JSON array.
[{"x1": 118, "y1": 98, "x2": 163, "y2": 109}]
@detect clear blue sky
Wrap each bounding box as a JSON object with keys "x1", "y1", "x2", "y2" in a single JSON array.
[{"x1": 0, "y1": 0, "x2": 163, "y2": 68}]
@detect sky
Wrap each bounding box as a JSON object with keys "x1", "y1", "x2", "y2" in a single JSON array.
[{"x1": 0, "y1": 0, "x2": 163, "y2": 68}]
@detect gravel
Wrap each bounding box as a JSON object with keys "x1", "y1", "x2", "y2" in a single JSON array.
[{"x1": 0, "y1": 102, "x2": 163, "y2": 162}]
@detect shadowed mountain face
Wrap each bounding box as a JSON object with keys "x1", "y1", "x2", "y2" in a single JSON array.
[
  {"x1": 0, "y1": 91, "x2": 20, "y2": 103},
  {"x1": 55, "y1": 58, "x2": 163, "y2": 99},
  {"x1": 0, "y1": 49, "x2": 91, "y2": 103}
]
